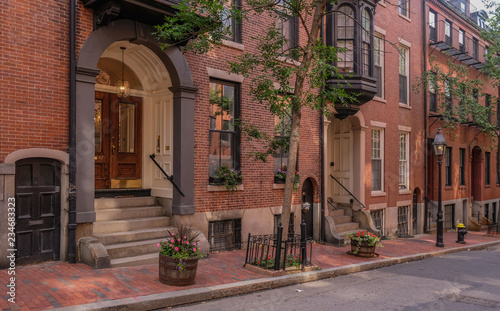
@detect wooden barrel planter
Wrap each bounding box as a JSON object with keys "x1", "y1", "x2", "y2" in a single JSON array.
[
  {"x1": 159, "y1": 254, "x2": 199, "y2": 286},
  {"x1": 350, "y1": 240, "x2": 376, "y2": 258}
]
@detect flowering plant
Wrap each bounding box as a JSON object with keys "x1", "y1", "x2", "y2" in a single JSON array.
[
  {"x1": 348, "y1": 231, "x2": 383, "y2": 254},
  {"x1": 301, "y1": 202, "x2": 311, "y2": 213},
  {"x1": 158, "y1": 225, "x2": 204, "y2": 271},
  {"x1": 275, "y1": 166, "x2": 300, "y2": 190},
  {"x1": 214, "y1": 163, "x2": 242, "y2": 191}
]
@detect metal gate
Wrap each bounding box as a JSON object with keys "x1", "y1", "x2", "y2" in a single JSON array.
[{"x1": 397, "y1": 206, "x2": 409, "y2": 237}]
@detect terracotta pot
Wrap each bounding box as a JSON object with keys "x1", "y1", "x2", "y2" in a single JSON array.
[
  {"x1": 159, "y1": 254, "x2": 199, "y2": 286},
  {"x1": 350, "y1": 240, "x2": 376, "y2": 258}
]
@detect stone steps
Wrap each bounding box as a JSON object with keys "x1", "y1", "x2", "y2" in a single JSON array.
[
  {"x1": 336, "y1": 221, "x2": 360, "y2": 232},
  {"x1": 110, "y1": 253, "x2": 158, "y2": 268},
  {"x1": 106, "y1": 238, "x2": 161, "y2": 259},
  {"x1": 93, "y1": 216, "x2": 171, "y2": 234},
  {"x1": 93, "y1": 196, "x2": 171, "y2": 268},
  {"x1": 95, "y1": 227, "x2": 171, "y2": 246},
  {"x1": 96, "y1": 206, "x2": 165, "y2": 221}
]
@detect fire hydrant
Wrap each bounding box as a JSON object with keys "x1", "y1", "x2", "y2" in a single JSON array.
[{"x1": 456, "y1": 222, "x2": 467, "y2": 244}]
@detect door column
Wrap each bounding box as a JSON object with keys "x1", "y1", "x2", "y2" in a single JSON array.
[{"x1": 170, "y1": 84, "x2": 198, "y2": 215}]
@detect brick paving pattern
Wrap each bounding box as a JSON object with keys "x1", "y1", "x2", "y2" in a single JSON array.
[{"x1": 1, "y1": 231, "x2": 499, "y2": 310}]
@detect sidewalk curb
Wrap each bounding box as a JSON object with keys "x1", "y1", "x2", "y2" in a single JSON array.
[{"x1": 54, "y1": 240, "x2": 500, "y2": 311}]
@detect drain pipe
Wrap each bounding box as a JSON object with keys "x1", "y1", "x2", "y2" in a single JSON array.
[
  {"x1": 320, "y1": 15, "x2": 326, "y2": 243},
  {"x1": 68, "y1": 0, "x2": 77, "y2": 264},
  {"x1": 423, "y1": 1, "x2": 429, "y2": 233}
]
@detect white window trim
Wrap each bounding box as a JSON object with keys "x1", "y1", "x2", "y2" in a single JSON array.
[
  {"x1": 399, "y1": 45, "x2": 410, "y2": 106},
  {"x1": 207, "y1": 67, "x2": 245, "y2": 83},
  {"x1": 371, "y1": 127, "x2": 385, "y2": 195},
  {"x1": 399, "y1": 132, "x2": 410, "y2": 194},
  {"x1": 374, "y1": 32, "x2": 385, "y2": 100}
]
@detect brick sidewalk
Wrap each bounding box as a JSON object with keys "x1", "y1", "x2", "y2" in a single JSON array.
[{"x1": 1, "y1": 231, "x2": 499, "y2": 311}]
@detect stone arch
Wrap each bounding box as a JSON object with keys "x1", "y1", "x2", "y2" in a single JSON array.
[{"x1": 75, "y1": 19, "x2": 197, "y2": 223}]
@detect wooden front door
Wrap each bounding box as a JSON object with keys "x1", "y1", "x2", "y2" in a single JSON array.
[
  {"x1": 15, "y1": 158, "x2": 61, "y2": 264},
  {"x1": 95, "y1": 92, "x2": 142, "y2": 189}
]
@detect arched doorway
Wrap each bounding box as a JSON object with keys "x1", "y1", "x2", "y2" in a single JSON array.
[
  {"x1": 75, "y1": 20, "x2": 197, "y2": 221},
  {"x1": 94, "y1": 41, "x2": 173, "y2": 195},
  {"x1": 15, "y1": 158, "x2": 61, "y2": 265},
  {"x1": 301, "y1": 178, "x2": 314, "y2": 239}
]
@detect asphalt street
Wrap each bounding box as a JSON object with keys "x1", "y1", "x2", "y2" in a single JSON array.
[{"x1": 170, "y1": 244, "x2": 500, "y2": 311}]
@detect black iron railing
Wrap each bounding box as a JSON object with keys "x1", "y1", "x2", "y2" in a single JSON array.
[
  {"x1": 245, "y1": 221, "x2": 313, "y2": 271},
  {"x1": 329, "y1": 174, "x2": 365, "y2": 209},
  {"x1": 149, "y1": 154, "x2": 185, "y2": 197}
]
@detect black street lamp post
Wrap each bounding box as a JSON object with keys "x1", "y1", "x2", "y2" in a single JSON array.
[{"x1": 433, "y1": 127, "x2": 447, "y2": 247}]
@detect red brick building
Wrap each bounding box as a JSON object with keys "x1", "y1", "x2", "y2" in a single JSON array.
[
  {"x1": 425, "y1": 0, "x2": 500, "y2": 233},
  {"x1": 1, "y1": 0, "x2": 498, "y2": 268}
]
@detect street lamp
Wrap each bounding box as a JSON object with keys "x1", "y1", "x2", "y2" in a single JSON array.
[{"x1": 433, "y1": 127, "x2": 447, "y2": 247}]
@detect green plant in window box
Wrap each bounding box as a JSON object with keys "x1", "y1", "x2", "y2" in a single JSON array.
[
  {"x1": 275, "y1": 166, "x2": 300, "y2": 190},
  {"x1": 214, "y1": 163, "x2": 242, "y2": 191}
]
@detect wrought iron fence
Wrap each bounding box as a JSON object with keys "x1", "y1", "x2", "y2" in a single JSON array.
[{"x1": 245, "y1": 221, "x2": 313, "y2": 271}]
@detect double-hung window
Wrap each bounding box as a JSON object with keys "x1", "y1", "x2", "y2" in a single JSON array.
[
  {"x1": 337, "y1": 5, "x2": 355, "y2": 73},
  {"x1": 361, "y1": 9, "x2": 372, "y2": 76},
  {"x1": 399, "y1": 0, "x2": 409, "y2": 18},
  {"x1": 445, "y1": 20, "x2": 452, "y2": 45},
  {"x1": 276, "y1": 1, "x2": 298, "y2": 57},
  {"x1": 374, "y1": 34, "x2": 384, "y2": 98},
  {"x1": 208, "y1": 80, "x2": 240, "y2": 183},
  {"x1": 429, "y1": 10, "x2": 437, "y2": 41},
  {"x1": 429, "y1": 72, "x2": 437, "y2": 112},
  {"x1": 399, "y1": 46, "x2": 409, "y2": 105},
  {"x1": 399, "y1": 132, "x2": 409, "y2": 191},
  {"x1": 371, "y1": 128, "x2": 384, "y2": 192},
  {"x1": 223, "y1": 0, "x2": 242, "y2": 43},
  {"x1": 459, "y1": 29, "x2": 465, "y2": 52}
]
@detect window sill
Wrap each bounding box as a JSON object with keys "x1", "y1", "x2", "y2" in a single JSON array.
[
  {"x1": 459, "y1": 185, "x2": 466, "y2": 189},
  {"x1": 399, "y1": 189, "x2": 411, "y2": 195},
  {"x1": 207, "y1": 184, "x2": 244, "y2": 192},
  {"x1": 276, "y1": 56, "x2": 301, "y2": 67},
  {"x1": 372, "y1": 96, "x2": 386, "y2": 104},
  {"x1": 378, "y1": 1, "x2": 386, "y2": 7},
  {"x1": 399, "y1": 103, "x2": 411, "y2": 110},
  {"x1": 371, "y1": 191, "x2": 386, "y2": 197},
  {"x1": 399, "y1": 14, "x2": 411, "y2": 23},
  {"x1": 445, "y1": 186, "x2": 453, "y2": 190},
  {"x1": 221, "y1": 39, "x2": 245, "y2": 51},
  {"x1": 485, "y1": 184, "x2": 491, "y2": 188},
  {"x1": 273, "y1": 183, "x2": 285, "y2": 190}
]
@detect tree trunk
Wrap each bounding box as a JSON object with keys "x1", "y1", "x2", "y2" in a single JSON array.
[{"x1": 280, "y1": 0, "x2": 326, "y2": 239}]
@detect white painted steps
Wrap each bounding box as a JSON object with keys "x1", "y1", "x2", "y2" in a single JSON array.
[{"x1": 93, "y1": 196, "x2": 171, "y2": 268}]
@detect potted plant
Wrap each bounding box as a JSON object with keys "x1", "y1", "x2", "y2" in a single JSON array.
[
  {"x1": 348, "y1": 231, "x2": 382, "y2": 258},
  {"x1": 275, "y1": 166, "x2": 300, "y2": 190},
  {"x1": 212, "y1": 163, "x2": 242, "y2": 191},
  {"x1": 158, "y1": 225, "x2": 204, "y2": 286}
]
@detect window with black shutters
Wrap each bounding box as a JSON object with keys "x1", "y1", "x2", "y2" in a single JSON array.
[
  {"x1": 445, "y1": 147, "x2": 452, "y2": 186},
  {"x1": 459, "y1": 148, "x2": 466, "y2": 185},
  {"x1": 485, "y1": 152, "x2": 491, "y2": 185}
]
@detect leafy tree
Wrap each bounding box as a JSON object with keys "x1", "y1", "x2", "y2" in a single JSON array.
[{"x1": 154, "y1": 0, "x2": 355, "y2": 235}]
